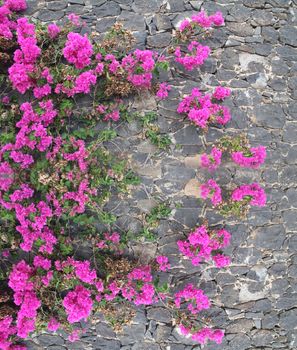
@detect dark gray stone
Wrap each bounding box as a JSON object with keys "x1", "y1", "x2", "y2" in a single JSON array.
[
  {"x1": 252, "y1": 330, "x2": 274, "y2": 347},
  {"x1": 253, "y1": 10, "x2": 275, "y2": 26},
  {"x1": 147, "y1": 307, "x2": 171, "y2": 323},
  {"x1": 229, "y1": 5, "x2": 252, "y2": 22},
  {"x1": 167, "y1": 0, "x2": 186, "y2": 12},
  {"x1": 280, "y1": 26, "x2": 297, "y2": 47},
  {"x1": 119, "y1": 323, "x2": 146, "y2": 344},
  {"x1": 243, "y1": 0, "x2": 266, "y2": 7},
  {"x1": 268, "y1": 78, "x2": 287, "y2": 91},
  {"x1": 95, "y1": 339, "x2": 121, "y2": 349},
  {"x1": 254, "y1": 225, "x2": 286, "y2": 249},
  {"x1": 36, "y1": 9, "x2": 65, "y2": 21},
  {"x1": 227, "y1": 22, "x2": 255, "y2": 36},
  {"x1": 147, "y1": 33, "x2": 172, "y2": 48},
  {"x1": 132, "y1": 0, "x2": 163, "y2": 13},
  {"x1": 90, "y1": 0, "x2": 106, "y2": 5},
  {"x1": 132, "y1": 343, "x2": 160, "y2": 350},
  {"x1": 47, "y1": 1, "x2": 68, "y2": 10},
  {"x1": 271, "y1": 59, "x2": 289, "y2": 75},
  {"x1": 70, "y1": 0, "x2": 85, "y2": 4},
  {"x1": 118, "y1": 12, "x2": 146, "y2": 31},
  {"x1": 65, "y1": 5, "x2": 86, "y2": 15},
  {"x1": 154, "y1": 15, "x2": 172, "y2": 31},
  {"x1": 228, "y1": 334, "x2": 252, "y2": 350},
  {"x1": 279, "y1": 309, "x2": 297, "y2": 330},
  {"x1": 96, "y1": 17, "x2": 117, "y2": 33},
  {"x1": 262, "y1": 26, "x2": 279, "y2": 44},
  {"x1": 94, "y1": 2, "x2": 121, "y2": 17},
  {"x1": 96, "y1": 322, "x2": 116, "y2": 338},
  {"x1": 276, "y1": 46, "x2": 297, "y2": 61},
  {"x1": 38, "y1": 335, "x2": 64, "y2": 346},
  {"x1": 254, "y1": 104, "x2": 286, "y2": 128}
]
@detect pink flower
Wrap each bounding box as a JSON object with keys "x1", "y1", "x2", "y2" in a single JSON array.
[
  {"x1": 33, "y1": 255, "x2": 51, "y2": 270},
  {"x1": 47, "y1": 317, "x2": 60, "y2": 332},
  {"x1": 8, "y1": 63, "x2": 34, "y2": 94},
  {"x1": 200, "y1": 179, "x2": 222, "y2": 206},
  {"x1": 68, "y1": 329, "x2": 80, "y2": 342},
  {"x1": 175, "y1": 41, "x2": 210, "y2": 71},
  {"x1": 63, "y1": 285, "x2": 93, "y2": 323},
  {"x1": 156, "y1": 83, "x2": 171, "y2": 100},
  {"x1": 104, "y1": 110, "x2": 120, "y2": 122},
  {"x1": 156, "y1": 255, "x2": 170, "y2": 271},
  {"x1": 178, "y1": 225, "x2": 231, "y2": 267},
  {"x1": 74, "y1": 71, "x2": 97, "y2": 94},
  {"x1": 174, "y1": 284, "x2": 210, "y2": 314},
  {"x1": 212, "y1": 86, "x2": 231, "y2": 100},
  {"x1": 0, "y1": 316, "x2": 16, "y2": 349},
  {"x1": 33, "y1": 84, "x2": 52, "y2": 99},
  {"x1": 212, "y1": 254, "x2": 231, "y2": 268},
  {"x1": 231, "y1": 146, "x2": 266, "y2": 168},
  {"x1": 231, "y1": 183, "x2": 266, "y2": 207},
  {"x1": 63, "y1": 32, "x2": 93, "y2": 69},
  {"x1": 177, "y1": 88, "x2": 231, "y2": 129},
  {"x1": 47, "y1": 23, "x2": 60, "y2": 39},
  {"x1": 73, "y1": 260, "x2": 97, "y2": 284},
  {"x1": 4, "y1": 0, "x2": 27, "y2": 11},
  {"x1": 210, "y1": 12, "x2": 225, "y2": 26},
  {"x1": 68, "y1": 13, "x2": 81, "y2": 26},
  {"x1": 192, "y1": 327, "x2": 224, "y2": 344},
  {"x1": 179, "y1": 18, "x2": 191, "y2": 32},
  {"x1": 1, "y1": 96, "x2": 10, "y2": 104},
  {"x1": 200, "y1": 147, "x2": 222, "y2": 171}
]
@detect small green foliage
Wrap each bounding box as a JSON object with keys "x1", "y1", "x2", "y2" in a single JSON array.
[
  {"x1": 146, "y1": 202, "x2": 172, "y2": 227},
  {"x1": 219, "y1": 200, "x2": 249, "y2": 219},
  {"x1": 140, "y1": 112, "x2": 172, "y2": 150},
  {"x1": 138, "y1": 202, "x2": 172, "y2": 242},
  {"x1": 145, "y1": 130, "x2": 172, "y2": 150}
]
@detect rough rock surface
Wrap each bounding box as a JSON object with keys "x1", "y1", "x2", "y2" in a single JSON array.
[{"x1": 24, "y1": 0, "x2": 297, "y2": 349}]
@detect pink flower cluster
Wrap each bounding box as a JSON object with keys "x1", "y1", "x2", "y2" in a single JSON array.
[
  {"x1": 8, "y1": 261, "x2": 41, "y2": 339},
  {"x1": 4, "y1": 0, "x2": 27, "y2": 12},
  {"x1": 200, "y1": 147, "x2": 222, "y2": 171},
  {"x1": 122, "y1": 49, "x2": 158, "y2": 89},
  {"x1": 156, "y1": 82, "x2": 171, "y2": 100},
  {"x1": 175, "y1": 284, "x2": 210, "y2": 314},
  {"x1": 55, "y1": 257, "x2": 97, "y2": 284},
  {"x1": 177, "y1": 87, "x2": 231, "y2": 129},
  {"x1": 231, "y1": 183, "x2": 266, "y2": 207},
  {"x1": 178, "y1": 10, "x2": 224, "y2": 32},
  {"x1": 175, "y1": 41, "x2": 210, "y2": 71},
  {"x1": 0, "y1": 316, "x2": 26, "y2": 350},
  {"x1": 63, "y1": 32, "x2": 93, "y2": 69},
  {"x1": 97, "y1": 104, "x2": 120, "y2": 122},
  {"x1": 123, "y1": 266, "x2": 158, "y2": 306},
  {"x1": 0, "y1": 0, "x2": 26, "y2": 40},
  {"x1": 231, "y1": 146, "x2": 266, "y2": 168},
  {"x1": 177, "y1": 225, "x2": 231, "y2": 268},
  {"x1": 200, "y1": 179, "x2": 222, "y2": 206},
  {"x1": 63, "y1": 285, "x2": 93, "y2": 323},
  {"x1": 212, "y1": 86, "x2": 231, "y2": 100},
  {"x1": 179, "y1": 324, "x2": 224, "y2": 345},
  {"x1": 156, "y1": 255, "x2": 171, "y2": 271},
  {"x1": 47, "y1": 23, "x2": 60, "y2": 39},
  {"x1": 8, "y1": 17, "x2": 41, "y2": 94},
  {"x1": 96, "y1": 232, "x2": 121, "y2": 250}
]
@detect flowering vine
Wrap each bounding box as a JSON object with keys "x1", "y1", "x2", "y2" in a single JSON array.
[{"x1": 0, "y1": 2, "x2": 267, "y2": 349}]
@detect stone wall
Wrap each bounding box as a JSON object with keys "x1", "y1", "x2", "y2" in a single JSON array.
[{"x1": 24, "y1": 0, "x2": 297, "y2": 349}]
